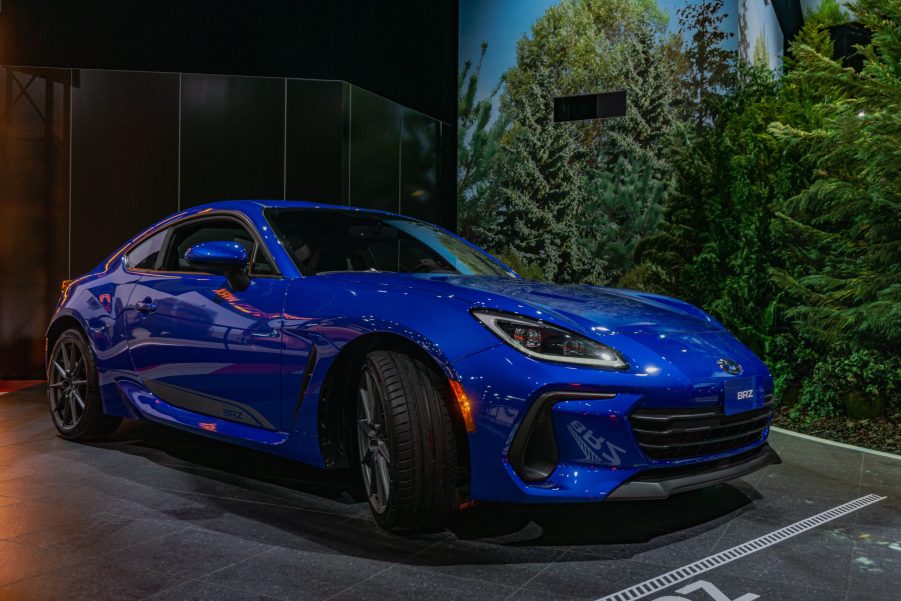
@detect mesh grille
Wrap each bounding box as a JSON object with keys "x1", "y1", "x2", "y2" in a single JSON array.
[{"x1": 630, "y1": 395, "x2": 773, "y2": 460}]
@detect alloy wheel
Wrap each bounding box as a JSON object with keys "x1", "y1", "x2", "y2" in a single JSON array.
[
  {"x1": 48, "y1": 338, "x2": 88, "y2": 431},
  {"x1": 357, "y1": 368, "x2": 391, "y2": 514}
]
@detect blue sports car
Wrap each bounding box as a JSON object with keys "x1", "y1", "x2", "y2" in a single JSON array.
[{"x1": 47, "y1": 200, "x2": 779, "y2": 531}]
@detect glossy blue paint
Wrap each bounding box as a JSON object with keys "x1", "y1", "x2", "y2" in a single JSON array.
[
  {"x1": 183, "y1": 240, "x2": 249, "y2": 271},
  {"x1": 47, "y1": 200, "x2": 775, "y2": 503}
]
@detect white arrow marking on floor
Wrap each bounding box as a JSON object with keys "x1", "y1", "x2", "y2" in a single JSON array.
[{"x1": 595, "y1": 494, "x2": 887, "y2": 601}]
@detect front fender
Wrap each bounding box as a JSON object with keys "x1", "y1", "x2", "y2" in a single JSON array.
[{"x1": 280, "y1": 277, "x2": 501, "y2": 467}]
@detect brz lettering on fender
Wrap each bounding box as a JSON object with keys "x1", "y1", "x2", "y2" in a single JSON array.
[{"x1": 568, "y1": 420, "x2": 626, "y2": 466}]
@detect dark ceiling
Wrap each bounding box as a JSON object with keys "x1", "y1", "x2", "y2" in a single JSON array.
[{"x1": 0, "y1": 0, "x2": 458, "y2": 124}]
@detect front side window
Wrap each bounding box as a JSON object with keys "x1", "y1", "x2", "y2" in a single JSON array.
[
  {"x1": 161, "y1": 218, "x2": 275, "y2": 275},
  {"x1": 125, "y1": 229, "x2": 167, "y2": 271},
  {"x1": 265, "y1": 208, "x2": 513, "y2": 277}
]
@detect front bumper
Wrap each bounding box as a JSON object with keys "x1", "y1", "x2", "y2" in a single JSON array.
[
  {"x1": 452, "y1": 339, "x2": 775, "y2": 504},
  {"x1": 607, "y1": 443, "x2": 781, "y2": 500}
]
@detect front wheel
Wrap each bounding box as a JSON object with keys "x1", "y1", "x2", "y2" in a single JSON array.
[
  {"x1": 47, "y1": 329, "x2": 121, "y2": 440},
  {"x1": 356, "y1": 350, "x2": 457, "y2": 532}
]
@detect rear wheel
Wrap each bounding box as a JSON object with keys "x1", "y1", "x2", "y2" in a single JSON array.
[
  {"x1": 356, "y1": 350, "x2": 457, "y2": 532},
  {"x1": 48, "y1": 329, "x2": 121, "y2": 440}
]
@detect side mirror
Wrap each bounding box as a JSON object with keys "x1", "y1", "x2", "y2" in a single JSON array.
[{"x1": 184, "y1": 241, "x2": 250, "y2": 291}]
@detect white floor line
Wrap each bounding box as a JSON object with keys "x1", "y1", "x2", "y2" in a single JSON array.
[
  {"x1": 772, "y1": 426, "x2": 901, "y2": 460},
  {"x1": 594, "y1": 494, "x2": 886, "y2": 601}
]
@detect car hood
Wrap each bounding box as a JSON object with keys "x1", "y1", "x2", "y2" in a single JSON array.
[{"x1": 315, "y1": 273, "x2": 720, "y2": 335}]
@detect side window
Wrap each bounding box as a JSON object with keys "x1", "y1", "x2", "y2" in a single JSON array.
[
  {"x1": 125, "y1": 230, "x2": 167, "y2": 271},
  {"x1": 161, "y1": 218, "x2": 275, "y2": 276}
]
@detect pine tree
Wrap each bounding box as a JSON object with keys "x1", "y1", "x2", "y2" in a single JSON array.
[
  {"x1": 582, "y1": 155, "x2": 665, "y2": 282},
  {"x1": 457, "y1": 43, "x2": 508, "y2": 244},
  {"x1": 492, "y1": 0, "x2": 682, "y2": 283},
  {"x1": 769, "y1": 2, "x2": 901, "y2": 353},
  {"x1": 678, "y1": 0, "x2": 736, "y2": 128},
  {"x1": 604, "y1": 21, "x2": 681, "y2": 185},
  {"x1": 493, "y1": 61, "x2": 596, "y2": 282}
]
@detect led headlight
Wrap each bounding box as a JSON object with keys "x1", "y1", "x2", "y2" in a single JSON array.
[{"x1": 472, "y1": 310, "x2": 628, "y2": 369}]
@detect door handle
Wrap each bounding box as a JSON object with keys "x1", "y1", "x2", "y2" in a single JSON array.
[{"x1": 135, "y1": 300, "x2": 157, "y2": 313}]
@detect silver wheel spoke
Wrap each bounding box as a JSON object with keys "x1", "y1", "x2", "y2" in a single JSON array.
[
  {"x1": 373, "y1": 452, "x2": 389, "y2": 508},
  {"x1": 357, "y1": 367, "x2": 392, "y2": 514},
  {"x1": 61, "y1": 394, "x2": 71, "y2": 423},
  {"x1": 49, "y1": 381, "x2": 65, "y2": 389},
  {"x1": 52, "y1": 361, "x2": 66, "y2": 379},
  {"x1": 71, "y1": 390, "x2": 85, "y2": 411},
  {"x1": 60, "y1": 343, "x2": 71, "y2": 371},
  {"x1": 359, "y1": 387, "x2": 373, "y2": 424},
  {"x1": 375, "y1": 446, "x2": 390, "y2": 499},
  {"x1": 71, "y1": 379, "x2": 88, "y2": 387},
  {"x1": 364, "y1": 373, "x2": 379, "y2": 426},
  {"x1": 68, "y1": 395, "x2": 79, "y2": 423}
]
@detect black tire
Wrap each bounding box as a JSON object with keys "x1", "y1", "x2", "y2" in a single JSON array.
[
  {"x1": 47, "y1": 328, "x2": 121, "y2": 440},
  {"x1": 356, "y1": 350, "x2": 457, "y2": 532}
]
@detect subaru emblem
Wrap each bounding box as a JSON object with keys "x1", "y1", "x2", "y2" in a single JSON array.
[{"x1": 717, "y1": 358, "x2": 742, "y2": 375}]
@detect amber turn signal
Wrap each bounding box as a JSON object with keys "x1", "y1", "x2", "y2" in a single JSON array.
[{"x1": 449, "y1": 379, "x2": 476, "y2": 433}]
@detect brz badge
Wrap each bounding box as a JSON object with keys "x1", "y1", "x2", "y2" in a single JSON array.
[{"x1": 717, "y1": 358, "x2": 742, "y2": 375}]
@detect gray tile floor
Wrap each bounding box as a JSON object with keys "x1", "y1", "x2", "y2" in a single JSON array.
[{"x1": 0, "y1": 385, "x2": 898, "y2": 601}]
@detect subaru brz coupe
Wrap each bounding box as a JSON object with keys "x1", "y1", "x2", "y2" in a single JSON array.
[{"x1": 47, "y1": 200, "x2": 779, "y2": 531}]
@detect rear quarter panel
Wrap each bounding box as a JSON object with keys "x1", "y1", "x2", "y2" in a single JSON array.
[{"x1": 48, "y1": 257, "x2": 143, "y2": 417}]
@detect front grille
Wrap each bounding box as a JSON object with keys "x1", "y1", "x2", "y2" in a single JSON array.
[{"x1": 630, "y1": 395, "x2": 773, "y2": 461}]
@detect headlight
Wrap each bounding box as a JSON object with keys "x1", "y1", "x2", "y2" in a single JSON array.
[{"x1": 472, "y1": 310, "x2": 628, "y2": 370}]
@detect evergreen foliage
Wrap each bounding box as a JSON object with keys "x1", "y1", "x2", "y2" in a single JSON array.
[
  {"x1": 677, "y1": 0, "x2": 736, "y2": 127},
  {"x1": 770, "y1": 2, "x2": 901, "y2": 356},
  {"x1": 457, "y1": 43, "x2": 508, "y2": 243},
  {"x1": 490, "y1": 0, "x2": 682, "y2": 283},
  {"x1": 492, "y1": 59, "x2": 595, "y2": 282},
  {"x1": 582, "y1": 155, "x2": 665, "y2": 282},
  {"x1": 805, "y1": 0, "x2": 851, "y2": 28}
]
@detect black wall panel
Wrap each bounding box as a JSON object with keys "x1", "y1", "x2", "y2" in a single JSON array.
[
  {"x1": 400, "y1": 110, "x2": 441, "y2": 223},
  {"x1": 285, "y1": 79, "x2": 344, "y2": 203},
  {"x1": 70, "y1": 70, "x2": 179, "y2": 274},
  {"x1": 349, "y1": 87, "x2": 400, "y2": 213},
  {"x1": 0, "y1": 67, "x2": 70, "y2": 379},
  {"x1": 180, "y1": 74, "x2": 285, "y2": 207}
]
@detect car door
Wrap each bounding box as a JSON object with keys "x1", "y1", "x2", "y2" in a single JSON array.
[{"x1": 125, "y1": 214, "x2": 288, "y2": 431}]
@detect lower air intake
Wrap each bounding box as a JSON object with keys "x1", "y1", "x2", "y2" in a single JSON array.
[{"x1": 630, "y1": 396, "x2": 773, "y2": 461}]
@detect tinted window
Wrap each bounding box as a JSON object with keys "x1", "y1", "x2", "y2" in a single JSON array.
[
  {"x1": 161, "y1": 218, "x2": 275, "y2": 275},
  {"x1": 266, "y1": 209, "x2": 512, "y2": 277},
  {"x1": 125, "y1": 230, "x2": 167, "y2": 270}
]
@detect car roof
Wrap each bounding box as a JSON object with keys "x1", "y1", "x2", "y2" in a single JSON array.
[{"x1": 187, "y1": 199, "x2": 408, "y2": 220}]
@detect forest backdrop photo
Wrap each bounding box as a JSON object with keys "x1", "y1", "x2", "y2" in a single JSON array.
[{"x1": 458, "y1": 0, "x2": 900, "y2": 452}]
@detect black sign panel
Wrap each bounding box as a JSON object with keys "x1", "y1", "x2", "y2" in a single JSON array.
[{"x1": 553, "y1": 90, "x2": 627, "y2": 122}]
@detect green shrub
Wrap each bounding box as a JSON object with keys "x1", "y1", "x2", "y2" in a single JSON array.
[{"x1": 794, "y1": 349, "x2": 901, "y2": 420}]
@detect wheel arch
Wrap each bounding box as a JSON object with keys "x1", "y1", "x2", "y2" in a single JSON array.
[
  {"x1": 317, "y1": 331, "x2": 472, "y2": 498},
  {"x1": 45, "y1": 314, "x2": 88, "y2": 368}
]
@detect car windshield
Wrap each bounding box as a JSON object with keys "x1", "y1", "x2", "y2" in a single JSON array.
[{"x1": 265, "y1": 208, "x2": 514, "y2": 277}]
